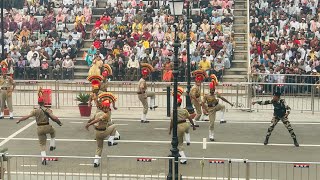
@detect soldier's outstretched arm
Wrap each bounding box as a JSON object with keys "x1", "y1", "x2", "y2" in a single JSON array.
[
  {"x1": 217, "y1": 93, "x2": 233, "y2": 106},
  {"x1": 187, "y1": 116, "x2": 196, "y2": 130},
  {"x1": 16, "y1": 114, "x2": 33, "y2": 124},
  {"x1": 252, "y1": 100, "x2": 272, "y2": 105},
  {"x1": 283, "y1": 100, "x2": 291, "y2": 115},
  {"x1": 47, "y1": 110, "x2": 62, "y2": 126},
  {"x1": 85, "y1": 117, "x2": 100, "y2": 130}
]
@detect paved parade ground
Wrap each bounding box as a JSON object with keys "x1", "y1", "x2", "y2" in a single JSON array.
[{"x1": 1, "y1": 107, "x2": 320, "y2": 179}]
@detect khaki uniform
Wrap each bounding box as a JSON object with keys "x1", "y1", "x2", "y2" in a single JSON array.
[
  {"x1": 203, "y1": 93, "x2": 225, "y2": 131},
  {"x1": 100, "y1": 82, "x2": 108, "y2": 92},
  {"x1": 0, "y1": 75, "x2": 14, "y2": 112},
  {"x1": 29, "y1": 107, "x2": 56, "y2": 151},
  {"x1": 93, "y1": 111, "x2": 116, "y2": 156},
  {"x1": 137, "y1": 78, "x2": 155, "y2": 114},
  {"x1": 190, "y1": 85, "x2": 202, "y2": 121},
  {"x1": 171, "y1": 107, "x2": 191, "y2": 151}
]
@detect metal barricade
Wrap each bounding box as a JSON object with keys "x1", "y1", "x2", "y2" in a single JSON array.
[
  {"x1": 248, "y1": 160, "x2": 320, "y2": 180},
  {"x1": 105, "y1": 155, "x2": 174, "y2": 180},
  {"x1": 178, "y1": 157, "x2": 249, "y2": 180},
  {"x1": 3, "y1": 155, "x2": 102, "y2": 180}
]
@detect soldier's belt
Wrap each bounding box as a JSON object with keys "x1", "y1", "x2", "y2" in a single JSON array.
[
  {"x1": 137, "y1": 91, "x2": 145, "y2": 94},
  {"x1": 208, "y1": 104, "x2": 214, "y2": 107},
  {"x1": 1, "y1": 87, "x2": 8, "y2": 90},
  {"x1": 177, "y1": 120, "x2": 187, "y2": 124},
  {"x1": 37, "y1": 123, "x2": 49, "y2": 126},
  {"x1": 95, "y1": 127, "x2": 106, "y2": 131}
]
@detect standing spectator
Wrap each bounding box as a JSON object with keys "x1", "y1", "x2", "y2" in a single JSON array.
[{"x1": 83, "y1": 4, "x2": 92, "y2": 24}]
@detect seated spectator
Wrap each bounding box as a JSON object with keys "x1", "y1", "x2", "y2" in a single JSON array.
[
  {"x1": 40, "y1": 59, "x2": 49, "y2": 79},
  {"x1": 213, "y1": 56, "x2": 225, "y2": 81},
  {"x1": 27, "y1": 46, "x2": 39, "y2": 63},
  {"x1": 71, "y1": 28, "x2": 83, "y2": 48},
  {"x1": 29, "y1": 53, "x2": 40, "y2": 79},
  {"x1": 11, "y1": 48, "x2": 21, "y2": 62},
  {"x1": 15, "y1": 56, "x2": 26, "y2": 79},
  {"x1": 48, "y1": 27, "x2": 60, "y2": 39},
  {"x1": 74, "y1": 11, "x2": 85, "y2": 28},
  {"x1": 199, "y1": 55, "x2": 211, "y2": 76},
  {"x1": 126, "y1": 55, "x2": 140, "y2": 81},
  {"x1": 19, "y1": 26, "x2": 30, "y2": 41},
  {"x1": 30, "y1": 18, "x2": 41, "y2": 31},
  {"x1": 93, "y1": 36, "x2": 103, "y2": 50},
  {"x1": 56, "y1": 11, "x2": 66, "y2": 31},
  {"x1": 8, "y1": 17, "x2": 19, "y2": 32},
  {"x1": 62, "y1": 56, "x2": 75, "y2": 80},
  {"x1": 75, "y1": 20, "x2": 86, "y2": 40},
  {"x1": 52, "y1": 58, "x2": 62, "y2": 79},
  {"x1": 162, "y1": 58, "x2": 173, "y2": 82},
  {"x1": 65, "y1": 10, "x2": 75, "y2": 23}
]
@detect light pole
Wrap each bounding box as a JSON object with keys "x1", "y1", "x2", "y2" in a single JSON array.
[
  {"x1": 167, "y1": 1, "x2": 184, "y2": 180},
  {"x1": 1, "y1": 0, "x2": 5, "y2": 60},
  {"x1": 184, "y1": 0, "x2": 194, "y2": 114}
]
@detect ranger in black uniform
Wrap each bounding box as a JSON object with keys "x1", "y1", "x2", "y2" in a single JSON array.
[{"x1": 252, "y1": 92, "x2": 299, "y2": 147}]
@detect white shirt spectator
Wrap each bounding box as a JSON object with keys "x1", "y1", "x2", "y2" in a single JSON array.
[
  {"x1": 290, "y1": 20, "x2": 299, "y2": 30},
  {"x1": 127, "y1": 59, "x2": 140, "y2": 68},
  {"x1": 65, "y1": 39, "x2": 77, "y2": 46},
  {"x1": 73, "y1": 5, "x2": 83, "y2": 14},
  {"x1": 71, "y1": 32, "x2": 82, "y2": 41},
  {"x1": 64, "y1": 0, "x2": 73, "y2": 5},
  {"x1": 27, "y1": 50, "x2": 39, "y2": 62},
  {"x1": 279, "y1": 20, "x2": 287, "y2": 30},
  {"x1": 299, "y1": 22, "x2": 308, "y2": 30},
  {"x1": 96, "y1": 29, "x2": 107, "y2": 40},
  {"x1": 11, "y1": 51, "x2": 21, "y2": 62},
  {"x1": 62, "y1": 59, "x2": 75, "y2": 68},
  {"x1": 30, "y1": 57, "x2": 40, "y2": 68},
  {"x1": 288, "y1": 5, "x2": 297, "y2": 15},
  {"x1": 260, "y1": 0, "x2": 268, "y2": 9}
]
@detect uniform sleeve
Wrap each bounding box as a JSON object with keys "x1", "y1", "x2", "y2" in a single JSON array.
[
  {"x1": 258, "y1": 100, "x2": 272, "y2": 105},
  {"x1": 202, "y1": 95, "x2": 207, "y2": 103},
  {"x1": 282, "y1": 100, "x2": 291, "y2": 112},
  {"x1": 29, "y1": 109, "x2": 36, "y2": 117},
  {"x1": 184, "y1": 109, "x2": 190, "y2": 118}
]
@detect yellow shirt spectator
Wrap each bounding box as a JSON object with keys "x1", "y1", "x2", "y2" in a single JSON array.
[
  {"x1": 132, "y1": 23, "x2": 143, "y2": 33},
  {"x1": 199, "y1": 56, "x2": 211, "y2": 71},
  {"x1": 142, "y1": 40, "x2": 150, "y2": 49}
]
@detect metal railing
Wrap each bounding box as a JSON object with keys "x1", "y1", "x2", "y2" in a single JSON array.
[
  {"x1": 250, "y1": 73, "x2": 320, "y2": 84},
  {"x1": 2, "y1": 154, "x2": 320, "y2": 180},
  {"x1": 10, "y1": 80, "x2": 320, "y2": 113}
]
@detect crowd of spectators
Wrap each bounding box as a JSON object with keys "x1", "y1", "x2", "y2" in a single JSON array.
[
  {"x1": 250, "y1": 0, "x2": 320, "y2": 85},
  {"x1": 0, "y1": 0, "x2": 93, "y2": 80},
  {"x1": 85, "y1": 0, "x2": 235, "y2": 82},
  {"x1": 0, "y1": 0, "x2": 234, "y2": 82}
]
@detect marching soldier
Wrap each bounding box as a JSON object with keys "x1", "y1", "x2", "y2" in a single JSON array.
[
  {"x1": 85, "y1": 92, "x2": 118, "y2": 167},
  {"x1": 137, "y1": 63, "x2": 158, "y2": 123},
  {"x1": 87, "y1": 75, "x2": 120, "y2": 140},
  {"x1": 202, "y1": 81, "x2": 233, "y2": 141},
  {"x1": 0, "y1": 61, "x2": 16, "y2": 119},
  {"x1": 252, "y1": 91, "x2": 299, "y2": 147},
  {"x1": 169, "y1": 88, "x2": 196, "y2": 164},
  {"x1": 100, "y1": 64, "x2": 113, "y2": 92},
  {"x1": 190, "y1": 70, "x2": 208, "y2": 127},
  {"x1": 16, "y1": 88, "x2": 62, "y2": 165}
]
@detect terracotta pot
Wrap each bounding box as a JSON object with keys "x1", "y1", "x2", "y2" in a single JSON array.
[{"x1": 78, "y1": 104, "x2": 92, "y2": 117}]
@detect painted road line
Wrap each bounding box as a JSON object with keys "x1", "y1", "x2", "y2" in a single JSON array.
[
  {"x1": 69, "y1": 122, "x2": 84, "y2": 124},
  {"x1": 203, "y1": 138, "x2": 207, "y2": 149},
  {"x1": 154, "y1": 128, "x2": 168, "y2": 130},
  {"x1": 0, "y1": 120, "x2": 36, "y2": 146},
  {"x1": 21, "y1": 165, "x2": 37, "y2": 167},
  {"x1": 79, "y1": 164, "x2": 93, "y2": 166},
  {"x1": 7, "y1": 171, "x2": 272, "y2": 180},
  {"x1": 55, "y1": 118, "x2": 320, "y2": 124},
  {"x1": 1, "y1": 137, "x2": 320, "y2": 147},
  {"x1": 115, "y1": 124, "x2": 129, "y2": 126}
]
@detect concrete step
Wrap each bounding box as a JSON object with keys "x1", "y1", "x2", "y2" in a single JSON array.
[
  {"x1": 74, "y1": 72, "x2": 89, "y2": 79},
  {"x1": 74, "y1": 65, "x2": 90, "y2": 73},
  {"x1": 75, "y1": 57, "x2": 89, "y2": 65},
  {"x1": 235, "y1": 4, "x2": 246, "y2": 9},
  {"x1": 233, "y1": 9, "x2": 247, "y2": 16},
  {"x1": 234, "y1": 33, "x2": 247, "y2": 41},
  {"x1": 233, "y1": 24, "x2": 246, "y2": 33},
  {"x1": 84, "y1": 39, "x2": 93, "y2": 47},
  {"x1": 97, "y1": 1, "x2": 107, "y2": 8},
  {"x1": 234, "y1": 16, "x2": 247, "y2": 24},
  {"x1": 224, "y1": 68, "x2": 247, "y2": 75},
  {"x1": 234, "y1": 50, "x2": 248, "y2": 59},
  {"x1": 92, "y1": 8, "x2": 105, "y2": 15},
  {"x1": 232, "y1": 60, "x2": 247, "y2": 68},
  {"x1": 222, "y1": 74, "x2": 246, "y2": 82}
]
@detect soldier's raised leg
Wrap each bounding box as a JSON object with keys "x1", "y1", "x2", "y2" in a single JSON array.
[
  {"x1": 147, "y1": 91, "x2": 157, "y2": 110},
  {"x1": 139, "y1": 94, "x2": 149, "y2": 123},
  {"x1": 208, "y1": 109, "x2": 217, "y2": 141}
]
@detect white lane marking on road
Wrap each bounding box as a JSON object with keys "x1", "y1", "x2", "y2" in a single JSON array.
[
  {"x1": 79, "y1": 164, "x2": 93, "y2": 166},
  {"x1": 0, "y1": 120, "x2": 35, "y2": 146},
  {"x1": 115, "y1": 124, "x2": 129, "y2": 126},
  {"x1": 154, "y1": 128, "x2": 168, "y2": 130},
  {"x1": 2, "y1": 137, "x2": 320, "y2": 147},
  {"x1": 56, "y1": 118, "x2": 320, "y2": 124},
  {"x1": 7, "y1": 171, "x2": 271, "y2": 180},
  {"x1": 69, "y1": 122, "x2": 84, "y2": 124},
  {"x1": 21, "y1": 165, "x2": 37, "y2": 167},
  {"x1": 203, "y1": 138, "x2": 207, "y2": 149}
]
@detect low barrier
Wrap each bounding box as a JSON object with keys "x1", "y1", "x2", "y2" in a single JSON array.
[
  {"x1": 10, "y1": 80, "x2": 320, "y2": 113},
  {"x1": 2, "y1": 154, "x2": 320, "y2": 180}
]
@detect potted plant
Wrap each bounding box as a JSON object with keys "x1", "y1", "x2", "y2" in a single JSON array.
[{"x1": 76, "y1": 92, "x2": 92, "y2": 117}]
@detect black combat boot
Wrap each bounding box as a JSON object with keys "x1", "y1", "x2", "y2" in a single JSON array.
[
  {"x1": 293, "y1": 138, "x2": 299, "y2": 147},
  {"x1": 264, "y1": 136, "x2": 269, "y2": 145}
]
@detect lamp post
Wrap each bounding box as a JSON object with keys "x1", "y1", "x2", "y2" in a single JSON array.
[
  {"x1": 184, "y1": 0, "x2": 194, "y2": 114},
  {"x1": 1, "y1": 0, "x2": 4, "y2": 60},
  {"x1": 167, "y1": 1, "x2": 184, "y2": 180}
]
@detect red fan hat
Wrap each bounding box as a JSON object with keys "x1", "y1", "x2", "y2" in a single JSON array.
[
  {"x1": 101, "y1": 100, "x2": 110, "y2": 107},
  {"x1": 102, "y1": 70, "x2": 108, "y2": 77},
  {"x1": 38, "y1": 97, "x2": 44, "y2": 103},
  {"x1": 209, "y1": 82, "x2": 216, "y2": 90}
]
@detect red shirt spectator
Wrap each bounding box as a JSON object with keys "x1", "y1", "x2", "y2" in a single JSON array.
[
  {"x1": 8, "y1": 19, "x2": 18, "y2": 32},
  {"x1": 100, "y1": 13, "x2": 111, "y2": 23},
  {"x1": 142, "y1": 29, "x2": 151, "y2": 41},
  {"x1": 93, "y1": 37, "x2": 102, "y2": 49},
  {"x1": 94, "y1": 19, "x2": 102, "y2": 28},
  {"x1": 30, "y1": 19, "x2": 41, "y2": 31}
]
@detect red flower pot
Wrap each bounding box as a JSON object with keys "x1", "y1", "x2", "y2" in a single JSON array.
[{"x1": 78, "y1": 104, "x2": 92, "y2": 117}]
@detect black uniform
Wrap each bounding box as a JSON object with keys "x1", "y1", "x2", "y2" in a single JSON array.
[{"x1": 256, "y1": 96, "x2": 299, "y2": 147}]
